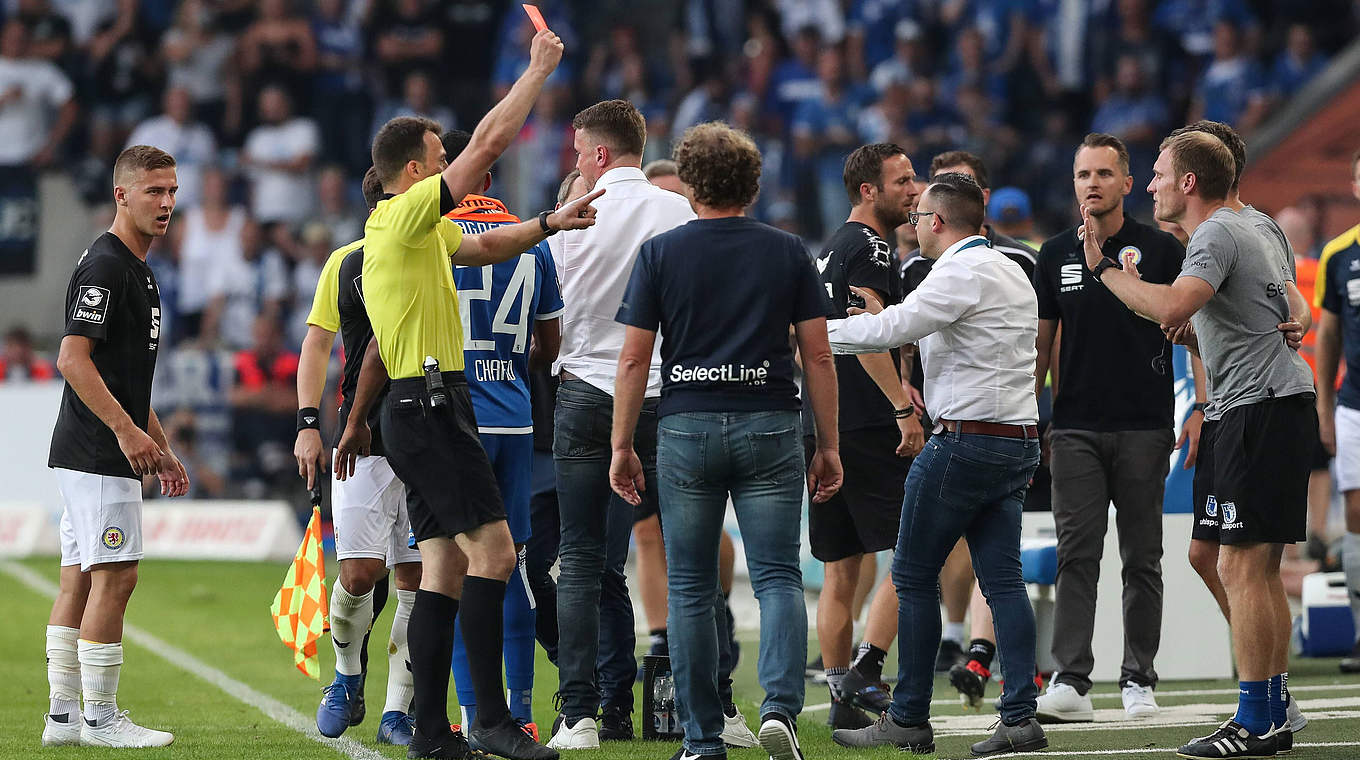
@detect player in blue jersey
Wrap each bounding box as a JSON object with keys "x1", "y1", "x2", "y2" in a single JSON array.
[{"x1": 442, "y1": 130, "x2": 564, "y2": 737}]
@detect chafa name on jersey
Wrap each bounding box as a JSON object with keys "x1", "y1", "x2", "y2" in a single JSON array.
[{"x1": 474, "y1": 358, "x2": 518, "y2": 382}]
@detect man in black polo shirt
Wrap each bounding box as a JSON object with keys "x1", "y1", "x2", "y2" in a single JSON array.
[
  {"x1": 812, "y1": 143, "x2": 923, "y2": 730},
  {"x1": 1032, "y1": 133, "x2": 1199, "y2": 723}
]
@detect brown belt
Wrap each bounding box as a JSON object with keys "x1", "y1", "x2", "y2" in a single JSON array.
[
  {"x1": 560, "y1": 370, "x2": 581, "y2": 382},
  {"x1": 939, "y1": 419, "x2": 1039, "y2": 439}
]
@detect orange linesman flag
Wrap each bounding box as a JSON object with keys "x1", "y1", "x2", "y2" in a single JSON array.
[{"x1": 270, "y1": 505, "x2": 330, "y2": 679}]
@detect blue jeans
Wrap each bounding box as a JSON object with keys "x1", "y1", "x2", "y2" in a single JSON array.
[
  {"x1": 553, "y1": 380, "x2": 650, "y2": 717},
  {"x1": 657, "y1": 411, "x2": 807, "y2": 755},
  {"x1": 889, "y1": 430, "x2": 1041, "y2": 728}
]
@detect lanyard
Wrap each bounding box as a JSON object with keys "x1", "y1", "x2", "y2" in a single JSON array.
[{"x1": 954, "y1": 237, "x2": 990, "y2": 254}]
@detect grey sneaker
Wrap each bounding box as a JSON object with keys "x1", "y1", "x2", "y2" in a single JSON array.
[
  {"x1": 831, "y1": 712, "x2": 934, "y2": 754},
  {"x1": 970, "y1": 718, "x2": 1048, "y2": 757}
]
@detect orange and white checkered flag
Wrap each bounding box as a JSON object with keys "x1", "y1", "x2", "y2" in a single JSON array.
[{"x1": 270, "y1": 505, "x2": 329, "y2": 679}]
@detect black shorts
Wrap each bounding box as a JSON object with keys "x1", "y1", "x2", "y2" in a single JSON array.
[
  {"x1": 806, "y1": 425, "x2": 910, "y2": 562},
  {"x1": 382, "y1": 372, "x2": 506, "y2": 542},
  {"x1": 1191, "y1": 393, "x2": 1314, "y2": 545},
  {"x1": 1310, "y1": 419, "x2": 1332, "y2": 471}
]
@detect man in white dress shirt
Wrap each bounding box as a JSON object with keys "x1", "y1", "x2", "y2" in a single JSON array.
[{"x1": 827, "y1": 174, "x2": 1049, "y2": 757}]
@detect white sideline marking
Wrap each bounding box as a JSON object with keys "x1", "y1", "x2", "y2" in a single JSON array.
[
  {"x1": 804, "y1": 681, "x2": 1360, "y2": 713},
  {"x1": 3, "y1": 560, "x2": 383, "y2": 760},
  {"x1": 946, "y1": 742, "x2": 1360, "y2": 759}
]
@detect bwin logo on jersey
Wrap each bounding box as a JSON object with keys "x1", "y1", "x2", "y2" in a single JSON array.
[{"x1": 1205, "y1": 495, "x2": 1218, "y2": 517}]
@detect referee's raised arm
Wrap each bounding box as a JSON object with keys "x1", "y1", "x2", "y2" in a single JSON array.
[{"x1": 442, "y1": 29, "x2": 563, "y2": 206}]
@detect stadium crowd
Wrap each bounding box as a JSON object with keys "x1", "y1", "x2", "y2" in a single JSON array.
[{"x1": 1, "y1": 0, "x2": 1356, "y2": 503}]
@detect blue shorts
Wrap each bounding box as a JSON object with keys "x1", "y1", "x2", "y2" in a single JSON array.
[{"x1": 480, "y1": 432, "x2": 534, "y2": 544}]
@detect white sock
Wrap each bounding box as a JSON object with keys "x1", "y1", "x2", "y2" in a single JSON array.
[
  {"x1": 383, "y1": 589, "x2": 416, "y2": 714},
  {"x1": 329, "y1": 580, "x2": 373, "y2": 676},
  {"x1": 943, "y1": 621, "x2": 965, "y2": 644},
  {"x1": 1345, "y1": 533, "x2": 1360, "y2": 637},
  {"x1": 46, "y1": 625, "x2": 80, "y2": 719},
  {"x1": 78, "y1": 640, "x2": 122, "y2": 726}
]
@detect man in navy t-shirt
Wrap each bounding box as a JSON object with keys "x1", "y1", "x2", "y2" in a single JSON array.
[{"x1": 609, "y1": 122, "x2": 840, "y2": 760}]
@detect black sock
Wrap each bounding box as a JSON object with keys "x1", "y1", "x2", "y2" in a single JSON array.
[
  {"x1": 360, "y1": 576, "x2": 391, "y2": 676},
  {"x1": 409, "y1": 589, "x2": 458, "y2": 738},
  {"x1": 967, "y1": 639, "x2": 996, "y2": 671},
  {"x1": 852, "y1": 644, "x2": 888, "y2": 682},
  {"x1": 461, "y1": 576, "x2": 512, "y2": 728}
]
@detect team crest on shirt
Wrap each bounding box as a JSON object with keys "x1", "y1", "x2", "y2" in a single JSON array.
[
  {"x1": 102, "y1": 526, "x2": 125, "y2": 550},
  {"x1": 73, "y1": 286, "x2": 110, "y2": 324},
  {"x1": 1118, "y1": 246, "x2": 1142, "y2": 268}
]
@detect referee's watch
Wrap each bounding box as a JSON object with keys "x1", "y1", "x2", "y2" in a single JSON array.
[
  {"x1": 1091, "y1": 256, "x2": 1122, "y2": 279},
  {"x1": 538, "y1": 210, "x2": 558, "y2": 237}
]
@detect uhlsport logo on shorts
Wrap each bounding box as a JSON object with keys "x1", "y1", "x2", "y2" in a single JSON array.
[{"x1": 102, "y1": 526, "x2": 125, "y2": 550}]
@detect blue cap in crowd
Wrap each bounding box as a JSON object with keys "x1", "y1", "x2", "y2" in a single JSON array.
[{"x1": 989, "y1": 186, "x2": 1032, "y2": 223}]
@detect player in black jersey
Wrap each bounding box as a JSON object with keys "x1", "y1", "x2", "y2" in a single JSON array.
[
  {"x1": 295, "y1": 167, "x2": 429, "y2": 745},
  {"x1": 813, "y1": 143, "x2": 924, "y2": 729},
  {"x1": 43, "y1": 146, "x2": 187, "y2": 749}
]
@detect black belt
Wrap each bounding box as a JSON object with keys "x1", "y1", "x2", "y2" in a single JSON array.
[{"x1": 390, "y1": 371, "x2": 466, "y2": 394}]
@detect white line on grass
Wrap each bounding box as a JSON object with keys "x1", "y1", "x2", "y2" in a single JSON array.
[
  {"x1": 942, "y1": 741, "x2": 1360, "y2": 759},
  {"x1": 2, "y1": 560, "x2": 384, "y2": 760}
]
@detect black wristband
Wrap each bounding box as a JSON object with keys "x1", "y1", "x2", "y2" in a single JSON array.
[
  {"x1": 894, "y1": 405, "x2": 916, "y2": 419},
  {"x1": 538, "y1": 210, "x2": 557, "y2": 236},
  {"x1": 1191, "y1": 402, "x2": 1206, "y2": 414},
  {"x1": 297, "y1": 407, "x2": 321, "y2": 432}
]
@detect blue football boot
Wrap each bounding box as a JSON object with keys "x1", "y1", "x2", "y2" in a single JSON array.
[
  {"x1": 377, "y1": 710, "x2": 416, "y2": 746},
  {"x1": 316, "y1": 672, "x2": 362, "y2": 738}
]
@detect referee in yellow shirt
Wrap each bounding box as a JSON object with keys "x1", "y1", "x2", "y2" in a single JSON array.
[{"x1": 336, "y1": 29, "x2": 602, "y2": 760}]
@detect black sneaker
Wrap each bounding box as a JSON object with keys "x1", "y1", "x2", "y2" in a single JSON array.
[
  {"x1": 1340, "y1": 640, "x2": 1360, "y2": 674},
  {"x1": 1270, "y1": 724, "x2": 1292, "y2": 755},
  {"x1": 757, "y1": 712, "x2": 804, "y2": 760},
  {"x1": 469, "y1": 716, "x2": 560, "y2": 760},
  {"x1": 935, "y1": 640, "x2": 967, "y2": 673},
  {"x1": 805, "y1": 655, "x2": 825, "y2": 682},
  {"x1": 598, "y1": 706, "x2": 633, "y2": 741},
  {"x1": 827, "y1": 699, "x2": 873, "y2": 730},
  {"x1": 831, "y1": 712, "x2": 934, "y2": 754},
  {"x1": 1176, "y1": 720, "x2": 1278, "y2": 758},
  {"x1": 970, "y1": 718, "x2": 1048, "y2": 756},
  {"x1": 950, "y1": 659, "x2": 991, "y2": 711},
  {"x1": 840, "y1": 667, "x2": 892, "y2": 714},
  {"x1": 408, "y1": 729, "x2": 485, "y2": 760}
]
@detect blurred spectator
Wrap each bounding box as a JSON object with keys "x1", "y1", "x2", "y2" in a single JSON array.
[
  {"x1": 16, "y1": 0, "x2": 72, "y2": 67},
  {"x1": 942, "y1": 0, "x2": 1030, "y2": 70},
  {"x1": 0, "y1": 19, "x2": 75, "y2": 169},
  {"x1": 169, "y1": 166, "x2": 246, "y2": 344},
  {"x1": 869, "y1": 19, "x2": 926, "y2": 94},
  {"x1": 161, "y1": 0, "x2": 241, "y2": 138},
  {"x1": 1271, "y1": 23, "x2": 1326, "y2": 97},
  {"x1": 904, "y1": 77, "x2": 966, "y2": 167},
  {"x1": 1153, "y1": 0, "x2": 1257, "y2": 60},
  {"x1": 642, "y1": 158, "x2": 687, "y2": 198},
  {"x1": 1094, "y1": 0, "x2": 1184, "y2": 104},
  {"x1": 370, "y1": 0, "x2": 443, "y2": 97},
  {"x1": 672, "y1": 72, "x2": 729, "y2": 139},
  {"x1": 287, "y1": 221, "x2": 333, "y2": 348},
  {"x1": 126, "y1": 86, "x2": 217, "y2": 208},
  {"x1": 938, "y1": 26, "x2": 1008, "y2": 116},
  {"x1": 0, "y1": 325, "x2": 55, "y2": 381},
  {"x1": 793, "y1": 46, "x2": 869, "y2": 238},
  {"x1": 315, "y1": 164, "x2": 364, "y2": 247},
  {"x1": 202, "y1": 218, "x2": 288, "y2": 350},
  {"x1": 490, "y1": 1, "x2": 574, "y2": 100},
  {"x1": 857, "y1": 74, "x2": 911, "y2": 147},
  {"x1": 1276, "y1": 205, "x2": 1319, "y2": 260},
  {"x1": 767, "y1": 25, "x2": 823, "y2": 131},
  {"x1": 1091, "y1": 54, "x2": 1169, "y2": 210},
  {"x1": 158, "y1": 408, "x2": 226, "y2": 497},
  {"x1": 242, "y1": 85, "x2": 320, "y2": 226},
  {"x1": 774, "y1": 0, "x2": 844, "y2": 44},
  {"x1": 988, "y1": 186, "x2": 1040, "y2": 249},
  {"x1": 1189, "y1": 20, "x2": 1269, "y2": 131},
  {"x1": 85, "y1": 0, "x2": 158, "y2": 138},
  {"x1": 310, "y1": 0, "x2": 369, "y2": 174},
  {"x1": 238, "y1": 0, "x2": 316, "y2": 110},
  {"x1": 370, "y1": 70, "x2": 457, "y2": 143},
  {"x1": 228, "y1": 315, "x2": 299, "y2": 496},
  {"x1": 71, "y1": 117, "x2": 120, "y2": 205},
  {"x1": 846, "y1": 0, "x2": 921, "y2": 79}
]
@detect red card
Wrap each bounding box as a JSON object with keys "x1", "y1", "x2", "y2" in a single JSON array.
[{"x1": 522, "y1": 4, "x2": 548, "y2": 32}]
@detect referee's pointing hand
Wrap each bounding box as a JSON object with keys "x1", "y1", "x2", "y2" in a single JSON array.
[{"x1": 547, "y1": 188, "x2": 606, "y2": 232}]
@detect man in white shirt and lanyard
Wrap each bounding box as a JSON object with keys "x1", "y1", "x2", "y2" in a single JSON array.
[
  {"x1": 826, "y1": 173, "x2": 1049, "y2": 757},
  {"x1": 545, "y1": 99, "x2": 697, "y2": 748}
]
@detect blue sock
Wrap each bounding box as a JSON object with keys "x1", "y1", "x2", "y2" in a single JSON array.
[
  {"x1": 1234, "y1": 680, "x2": 1270, "y2": 735},
  {"x1": 451, "y1": 624, "x2": 476, "y2": 721},
  {"x1": 505, "y1": 549, "x2": 537, "y2": 724},
  {"x1": 1268, "y1": 675, "x2": 1286, "y2": 729}
]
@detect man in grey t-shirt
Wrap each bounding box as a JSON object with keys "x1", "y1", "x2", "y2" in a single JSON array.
[{"x1": 1079, "y1": 130, "x2": 1314, "y2": 759}]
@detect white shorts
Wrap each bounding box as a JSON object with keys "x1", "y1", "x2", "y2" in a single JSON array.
[
  {"x1": 1335, "y1": 404, "x2": 1360, "y2": 492},
  {"x1": 55, "y1": 468, "x2": 144, "y2": 571},
  {"x1": 332, "y1": 455, "x2": 421, "y2": 566}
]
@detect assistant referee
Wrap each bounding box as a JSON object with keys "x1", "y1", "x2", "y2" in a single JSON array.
[{"x1": 336, "y1": 29, "x2": 599, "y2": 760}]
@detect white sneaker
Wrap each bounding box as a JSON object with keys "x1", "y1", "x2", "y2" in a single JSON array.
[
  {"x1": 80, "y1": 711, "x2": 174, "y2": 747},
  {"x1": 546, "y1": 716, "x2": 600, "y2": 750},
  {"x1": 721, "y1": 706, "x2": 758, "y2": 748},
  {"x1": 1121, "y1": 683, "x2": 1158, "y2": 718},
  {"x1": 1287, "y1": 694, "x2": 1308, "y2": 733},
  {"x1": 1035, "y1": 682, "x2": 1094, "y2": 723},
  {"x1": 41, "y1": 713, "x2": 81, "y2": 746}
]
